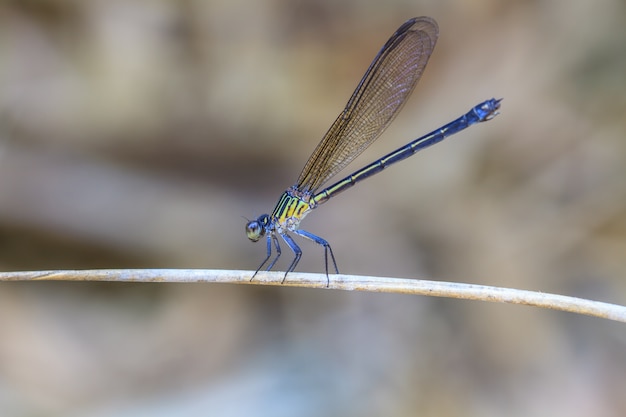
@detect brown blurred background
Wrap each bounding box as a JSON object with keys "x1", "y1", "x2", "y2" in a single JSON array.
[{"x1": 1, "y1": 0, "x2": 625, "y2": 415}]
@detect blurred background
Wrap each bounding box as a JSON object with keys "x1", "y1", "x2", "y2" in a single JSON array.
[{"x1": 1, "y1": 0, "x2": 625, "y2": 415}]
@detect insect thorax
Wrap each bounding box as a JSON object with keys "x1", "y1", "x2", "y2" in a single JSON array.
[{"x1": 270, "y1": 189, "x2": 313, "y2": 232}]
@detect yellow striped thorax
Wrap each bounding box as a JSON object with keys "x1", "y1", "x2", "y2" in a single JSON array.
[{"x1": 270, "y1": 187, "x2": 315, "y2": 233}]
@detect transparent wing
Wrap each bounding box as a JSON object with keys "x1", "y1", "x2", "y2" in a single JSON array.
[{"x1": 296, "y1": 16, "x2": 439, "y2": 192}]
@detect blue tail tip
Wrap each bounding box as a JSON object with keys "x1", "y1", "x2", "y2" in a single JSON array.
[{"x1": 476, "y1": 97, "x2": 502, "y2": 121}]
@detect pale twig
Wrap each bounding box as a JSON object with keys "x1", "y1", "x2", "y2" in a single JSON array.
[{"x1": 0, "y1": 269, "x2": 624, "y2": 323}]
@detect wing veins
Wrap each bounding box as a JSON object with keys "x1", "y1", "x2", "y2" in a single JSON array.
[{"x1": 296, "y1": 17, "x2": 439, "y2": 193}]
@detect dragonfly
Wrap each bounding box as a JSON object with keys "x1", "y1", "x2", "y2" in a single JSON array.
[{"x1": 245, "y1": 16, "x2": 501, "y2": 285}]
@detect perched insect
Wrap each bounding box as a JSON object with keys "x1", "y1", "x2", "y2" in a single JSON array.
[{"x1": 245, "y1": 17, "x2": 501, "y2": 285}]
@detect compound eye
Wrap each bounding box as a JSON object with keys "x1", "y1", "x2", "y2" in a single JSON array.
[{"x1": 245, "y1": 220, "x2": 265, "y2": 242}]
